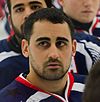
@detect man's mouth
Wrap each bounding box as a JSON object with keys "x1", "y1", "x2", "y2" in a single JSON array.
[
  {"x1": 82, "y1": 10, "x2": 93, "y2": 14},
  {"x1": 47, "y1": 63, "x2": 62, "y2": 69}
]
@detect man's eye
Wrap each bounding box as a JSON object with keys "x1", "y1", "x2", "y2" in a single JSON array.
[
  {"x1": 15, "y1": 7, "x2": 24, "y2": 13},
  {"x1": 56, "y1": 41, "x2": 68, "y2": 48},
  {"x1": 31, "y1": 5, "x2": 42, "y2": 11},
  {"x1": 38, "y1": 41, "x2": 50, "y2": 48}
]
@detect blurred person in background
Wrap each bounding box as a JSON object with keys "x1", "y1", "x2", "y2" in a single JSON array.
[
  {"x1": 58, "y1": 0, "x2": 100, "y2": 38},
  {"x1": 83, "y1": 60, "x2": 100, "y2": 102}
]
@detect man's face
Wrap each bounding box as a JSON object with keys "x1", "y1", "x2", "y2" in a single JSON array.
[
  {"x1": 60, "y1": 0, "x2": 100, "y2": 23},
  {"x1": 22, "y1": 21, "x2": 76, "y2": 80},
  {"x1": 10, "y1": 0, "x2": 47, "y2": 33}
]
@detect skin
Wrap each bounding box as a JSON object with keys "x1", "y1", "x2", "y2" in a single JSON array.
[
  {"x1": 10, "y1": 0, "x2": 47, "y2": 33},
  {"x1": 59, "y1": 0, "x2": 100, "y2": 23},
  {"x1": 22, "y1": 21, "x2": 76, "y2": 95}
]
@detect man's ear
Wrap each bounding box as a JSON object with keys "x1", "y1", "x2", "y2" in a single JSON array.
[
  {"x1": 21, "y1": 39, "x2": 29, "y2": 58},
  {"x1": 72, "y1": 40, "x2": 77, "y2": 57},
  {"x1": 58, "y1": 0, "x2": 64, "y2": 6}
]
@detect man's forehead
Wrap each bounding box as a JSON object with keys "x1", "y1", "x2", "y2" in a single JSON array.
[
  {"x1": 11, "y1": 0, "x2": 46, "y2": 6},
  {"x1": 32, "y1": 21, "x2": 71, "y2": 40}
]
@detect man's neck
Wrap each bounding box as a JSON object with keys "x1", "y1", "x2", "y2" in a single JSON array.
[
  {"x1": 26, "y1": 71, "x2": 68, "y2": 96},
  {"x1": 70, "y1": 18, "x2": 92, "y2": 32}
]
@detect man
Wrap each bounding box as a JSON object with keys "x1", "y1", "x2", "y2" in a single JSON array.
[
  {"x1": 83, "y1": 60, "x2": 100, "y2": 102},
  {"x1": 0, "y1": 8, "x2": 85, "y2": 102},
  {"x1": 57, "y1": 0, "x2": 100, "y2": 74},
  {"x1": 58, "y1": 0, "x2": 100, "y2": 37},
  {"x1": 0, "y1": 0, "x2": 52, "y2": 89}
]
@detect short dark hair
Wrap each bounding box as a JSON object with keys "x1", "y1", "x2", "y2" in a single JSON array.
[
  {"x1": 22, "y1": 8, "x2": 74, "y2": 42},
  {"x1": 6, "y1": 0, "x2": 52, "y2": 14},
  {"x1": 83, "y1": 60, "x2": 100, "y2": 102}
]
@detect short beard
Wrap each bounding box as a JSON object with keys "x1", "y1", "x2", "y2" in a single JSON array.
[{"x1": 30, "y1": 57, "x2": 70, "y2": 81}]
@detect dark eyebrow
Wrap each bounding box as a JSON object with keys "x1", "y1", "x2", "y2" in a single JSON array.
[
  {"x1": 29, "y1": 1, "x2": 43, "y2": 5},
  {"x1": 13, "y1": 4, "x2": 24, "y2": 9},
  {"x1": 57, "y1": 37, "x2": 69, "y2": 42},
  {"x1": 36, "y1": 37, "x2": 50, "y2": 42},
  {"x1": 13, "y1": 1, "x2": 43, "y2": 9}
]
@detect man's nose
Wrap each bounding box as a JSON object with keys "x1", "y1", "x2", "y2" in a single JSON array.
[
  {"x1": 24, "y1": 8, "x2": 33, "y2": 20},
  {"x1": 48, "y1": 45, "x2": 60, "y2": 59},
  {"x1": 83, "y1": 0, "x2": 92, "y2": 7}
]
